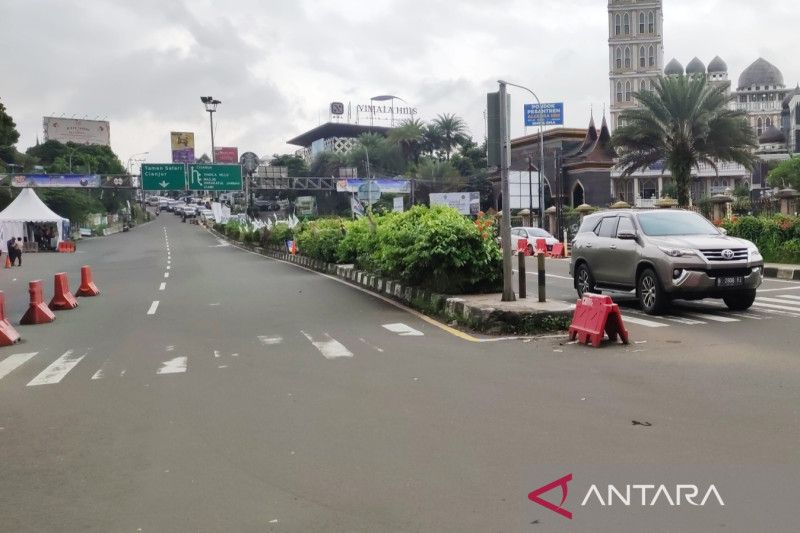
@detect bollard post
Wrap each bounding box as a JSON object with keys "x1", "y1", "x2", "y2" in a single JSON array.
[
  {"x1": 538, "y1": 253, "x2": 546, "y2": 302},
  {"x1": 518, "y1": 250, "x2": 527, "y2": 299}
]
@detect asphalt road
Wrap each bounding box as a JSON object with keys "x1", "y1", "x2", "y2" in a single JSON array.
[{"x1": 1, "y1": 215, "x2": 799, "y2": 532}]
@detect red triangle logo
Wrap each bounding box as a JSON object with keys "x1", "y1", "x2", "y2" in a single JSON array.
[{"x1": 528, "y1": 473, "x2": 573, "y2": 519}]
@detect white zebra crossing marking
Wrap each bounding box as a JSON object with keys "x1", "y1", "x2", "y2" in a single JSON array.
[
  {"x1": 27, "y1": 350, "x2": 87, "y2": 386},
  {"x1": 775, "y1": 294, "x2": 800, "y2": 301},
  {"x1": 157, "y1": 356, "x2": 187, "y2": 374},
  {"x1": 620, "y1": 315, "x2": 669, "y2": 328},
  {"x1": 753, "y1": 300, "x2": 800, "y2": 315},
  {"x1": 662, "y1": 315, "x2": 707, "y2": 325},
  {"x1": 0, "y1": 353, "x2": 38, "y2": 380},
  {"x1": 758, "y1": 296, "x2": 800, "y2": 306},
  {"x1": 682, "y1": 312, "x2": 740, "y2": 323},
  {"x1": 382, "y1": 323, "x2": 424, "y2": 336},
  {"x1": 258, "y1": 336, "x2": 283, "y2": 346},
  {"x1": 300, "y1": 331, "x2": 353, "y2": 359}
]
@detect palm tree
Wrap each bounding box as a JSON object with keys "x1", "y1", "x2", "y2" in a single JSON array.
[
  {"x1": 388, "y1": 119, "x2": 424, "y2": 164},
  {"x1": 421, "y1": 123, "x2": 443, "y2": 157},
  {"x1": 612, "y1": 75, "x2": 757, "y2": 207},
  {"x1": 433, "y1": 113, "x2": 468, "y2": 160}
]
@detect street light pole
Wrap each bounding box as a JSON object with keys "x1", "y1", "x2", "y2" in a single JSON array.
[
  {"x1": 201, "y1": 96, "x2": 222, "y2": 163},
  {"x1": 127, "y1": 151, "x2": 149, "y2": 174},
  {"x1": 498, "y1": 80, "x2": 545, "y2": 228}
]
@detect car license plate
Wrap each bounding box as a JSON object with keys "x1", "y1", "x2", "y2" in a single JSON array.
[{"x1": 716, "y1": 276, "x2": 744, "y2": 288}]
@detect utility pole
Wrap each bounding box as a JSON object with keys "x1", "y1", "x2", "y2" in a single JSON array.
[
  {"x1": 527, "y1": 155, "x2": 534, "y2": 226},
  {"x1": 498, "y1": 81, "x2": 515, "y2": 302}
]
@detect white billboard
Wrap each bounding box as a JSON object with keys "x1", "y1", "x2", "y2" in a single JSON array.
[
  {"x1": 509, "y1": 170, "x2": 540, "y2": 210},
  {"x1": 429, "y1": 192, "x2": 480, "y2": 216},
  {"x1": 43, "y1": 117, "x2": 110, "y2": 146}
]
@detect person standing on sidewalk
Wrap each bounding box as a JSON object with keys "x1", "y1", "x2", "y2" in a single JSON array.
[
  {"x1": 6, "y1": 237, "x2": 17, "y2": 266},
  {"x1": 13, "y1": 238, "x2": 23, "y2": 266}
]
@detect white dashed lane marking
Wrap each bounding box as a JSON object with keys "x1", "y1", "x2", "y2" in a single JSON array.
[
  {"x1": 382, "y1": 323, "x2": 424, "y2": 336},
  {"x1": 157, "y1": 356, "x2": 188, "y2": 375},
  {"x1": 147, "y1": 301, "x2": 160, "y2": 315},
  {"x1": 27, "y1": 350, "x2": 87, "y2": 386},
  {"x1": 159, "y1": 282, "x2": 166, "y2": 291},
  {"x1": 0, "y1": 353, "x2": 38, "y2": 380},
  {"x1": 300, "y1": 331, "x2": 353, "y2": 359}
]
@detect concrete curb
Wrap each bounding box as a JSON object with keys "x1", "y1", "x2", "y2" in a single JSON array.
[
  {"x1": 206, "y1": 228, "x2": 570, "y2": 335},
  {"x1": 764, "y1": 266, "x2": 800, "y2": 281}
]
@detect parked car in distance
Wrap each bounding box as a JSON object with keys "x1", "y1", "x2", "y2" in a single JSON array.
[
  {"x1": 158, "y1": 199, "x2": 170, "y2": 211},
  {"x1": 511, "y1": 227, "x2": 559, "y2": 253},
  {"x1": 146, "y1": 196, "x2": 161, "y2": 206},
  {"x1": 253, "y1": 197, "x2": 281, "y2": 211},
  {"x1": 569, "y1": 209, "x2": 764, "y2": 315}
]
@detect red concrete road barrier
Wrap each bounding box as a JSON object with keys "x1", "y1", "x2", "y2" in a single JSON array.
[
  {"x1": 76, "y1": 265, "x2": 100, "y2": 297},
  {"x1": 0, "y1": 291, "x2": 21, "y2": 346},
  {"x1": 568, "y1": 293, "x2": 629, "y2": 347},
  {"x1": 49, "y1": 273, "x2": 79, "y2": 310},
  {"x1": 535, "y1": 238, "x2": 549, "y2": 256},
  {"x1": 516, "y1": 238, "x2": 530, "y2": 256},
  {"x1": 20, "y1": 280, "x2": 56, "y2": 325}
]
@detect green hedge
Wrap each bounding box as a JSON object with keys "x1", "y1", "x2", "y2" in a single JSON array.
[
  {"x1": 295, "y1": 206, "x2": 501, "y2": 294},
  {"x1": 721, "y1": 215, "x2": 800, "y2": 264}
]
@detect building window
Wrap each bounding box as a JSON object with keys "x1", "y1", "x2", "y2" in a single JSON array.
[
  {"x1": 757, "y1": 117, "x2": 763, "y2": 136},
  {"x1": 648, "y1": 45, "x2": 655, "y2": 67},
  {"x1": 615, "y1": 47, "x2": 622, "y2": 69},
  {"x1": 641, "y1": 179, "x2": 658, "y2": 199},
  {"x1": 623, "y1": 13, "x2": 630, "y2": 35},
  {"x1": 639, "y1": 13, "x2": 645, "y2": 34},
  {"x1": 616, "y1": 82, "x2": 623, "y2": 103},
  {"x1": 625, "y1": 81, "x2": 632, "y2": 102},
  {"x1": 648, "y1": 12, "x2": 655, "y2": 33},
  {"x1": 640, "y1": 80, "x2": 647, "y2": 92},
  {"x1": 639, "y1": 46, "x2": 646, "y2": 68},
  {"x1": 625, "y1": 47, "x2": 631, "y2": 69},
  {"x1": 766, "y1": 118, "x2": 772, "y2": 128},
  {"x1": 615, "y1": 14, "x2": 621, "y2": 36}
]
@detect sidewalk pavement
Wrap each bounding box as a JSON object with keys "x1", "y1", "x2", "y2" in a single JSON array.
[{"x1": 764, "y1": 263, "x2": 800, "y2": 281}]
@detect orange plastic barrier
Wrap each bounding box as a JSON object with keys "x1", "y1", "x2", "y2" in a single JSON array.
[
  {"x1": 0, "y1": 291, "x2": 21, "y2": 346},
  {"x1": 76, "y1": 265, "x2": 100, "y2": 297},
  {"x1": 516, "y1": 238, "x2": 530, "y2": 256},
  {"x1": 20, "y1": 280, "x2": 56, "y2": 325},
  {"x1": 568, "y1": 293, "x2": 629, "y2": 347},
  {"x1": 49, "y1": 273, "x2": 79, "y2": 310},
  {"x1": 551, "y1": 243, "x2": 565, "y2": 257},
  {"x1": 535, "y1": 238, "x2": 548, "y2": 256}
]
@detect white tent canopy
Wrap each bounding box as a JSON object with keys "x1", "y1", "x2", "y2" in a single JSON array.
[{"x1": 0, "y1": 188, "x2": 69, "y2": 252}]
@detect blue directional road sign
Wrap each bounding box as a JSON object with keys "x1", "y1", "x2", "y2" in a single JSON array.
[{"x1": 524, "y1": 103, "x2": 564, "y2": 127}]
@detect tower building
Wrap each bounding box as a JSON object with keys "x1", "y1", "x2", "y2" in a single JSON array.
[{"x1": 608, "y1": 0, "x2": 664, "y2": 130}]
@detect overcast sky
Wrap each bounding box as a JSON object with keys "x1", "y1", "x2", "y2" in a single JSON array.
[{"x1": 2, "y1": 0, "x2": 798, "y2": 169}]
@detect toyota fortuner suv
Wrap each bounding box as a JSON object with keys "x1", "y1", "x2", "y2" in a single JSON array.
[{"x1": 569, "y1": 209, "x2": 764, "y2": 315}]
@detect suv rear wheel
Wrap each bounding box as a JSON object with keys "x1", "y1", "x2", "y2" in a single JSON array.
[
  {"x1": 574, "y1": 263, "x2": 596, "y2": 298},
  {"x1": 723, "y1": 290, "x2": 756, "y2": 311},
  {"x1": 637, "y1": 268, "x2": 668, "y2": 315}
]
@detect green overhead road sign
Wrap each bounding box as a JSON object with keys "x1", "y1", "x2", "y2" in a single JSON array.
[
  {"x1": 188, "y1": 164, "x2": 242, "y2": 191},
  {"x1": 141, "y1": 163, "x2": 186, "y2": 190}
]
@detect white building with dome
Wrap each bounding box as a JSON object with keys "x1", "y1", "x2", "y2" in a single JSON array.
[{"x1": 733, "y1": 57, "x2": 791, "y2": 138}]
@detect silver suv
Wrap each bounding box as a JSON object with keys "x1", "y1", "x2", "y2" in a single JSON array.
[{"x1": 569, "y1": 209, "x2": 764, "y2": 314}]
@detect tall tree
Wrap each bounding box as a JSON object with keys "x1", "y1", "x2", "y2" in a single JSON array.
[
  {"x1": 432, "y1": 113, "x2": 468, "y2": 160},
  {"x1": 270, "y1": 153, "x2": 310, "y2": 177},
  {"x1": 767, "y1": 156, "x2": 800, "y2": 190},
  {"x1": 421, "y1": 123, "x2": 443, "y2": 158},
  {"x1": 0, "y1": 97, "x2": 20, "y2": 167},
  {"x1": 612, "y1": 75, "x2": 757, "y2": 207}
]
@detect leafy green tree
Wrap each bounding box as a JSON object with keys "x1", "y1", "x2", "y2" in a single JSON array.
[
  {"x1": 612, "y1": 75, "x2": 757, "y2": 207},
  {"x1": 388, "y1": 118, "x2": 424, "y2": 164},
  {"x1": 0, "y1": 97, "x2": 21, "y2": 168},
  {"x1": 421, "y1": 123, "x2": 443, "y2": 158},
  {"x1": 269, "y1": 153, "x2": 309, "y2": 177},
  {"x1": 26, "y1": 141, "x2": 125, "y2": 174},
  {"x1": 348, "y1": 133, "x2": 405, "y2": 177},
  {"x1": 414, "y1": 158, "x2": 462, "y2": 191},
  {"x1": 767, "y1": 156, "x2": 800, "y2": 190},
  {"x1": 433, "y1": 113, "x2": 468, "y2": 160},
  {"x1": 310, "y1": 151, "x2": 347, "y2": 177}
]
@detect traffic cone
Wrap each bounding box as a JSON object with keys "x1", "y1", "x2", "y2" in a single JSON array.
[
  {"x1": 0, "y1": 291, "x2": 21, "y2": 346},
  {"x1": 76, "y1": 265, "x2": 100, "y2": 297},
  {"x1": 20, "y1": 280, "x2": 56, "y2": 325},
  {"x1": 4, "y1": 255, "x2": 11, "y2": 268}
]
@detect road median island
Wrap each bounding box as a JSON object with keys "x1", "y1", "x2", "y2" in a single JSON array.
[{"x1": 207, "y1": 224, "x2": 572, "y2": 336}]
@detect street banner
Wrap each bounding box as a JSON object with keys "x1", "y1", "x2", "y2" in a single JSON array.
[
  {"x1": 100, "y1": 175, "x2": 137, "y2": 188},
  {"x1": 171, "y1": 132, "x2": 195, "y2": 163},
  {"x1": 10, "y1": 174, "x2": 101, "y2": 188},
  {"x1": 336, "y1": 178, "x2": 411, "y2": 194},
  {"x1": 524, "y1": 103, "x2": 564, "y2": 126},
  {"x1": 429, "y1": 192, "x2": 480, "y2": 216},
  {"x1": 213, "y1": 147, "x2": 239, "y2": 164},
  {"x1": 393, "y1": 196, "x2": 404, "y2": 212}
]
